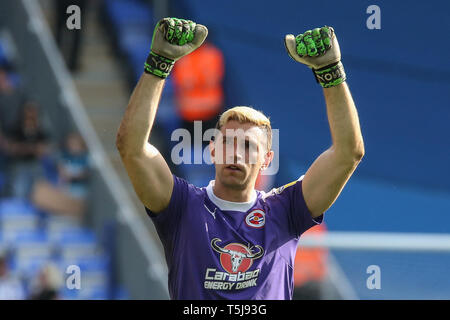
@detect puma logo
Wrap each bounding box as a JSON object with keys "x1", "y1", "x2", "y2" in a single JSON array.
[{"x1": 204, "y1": 204, "x2": 217, "y2": 219}]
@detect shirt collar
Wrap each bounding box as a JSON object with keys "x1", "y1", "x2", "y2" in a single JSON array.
[{"x1": 205, "y1": 180, "x2": 257, "y2": 212}]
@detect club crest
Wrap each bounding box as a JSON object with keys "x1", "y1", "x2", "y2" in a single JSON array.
[{"x1": 245, "y1": 209, "x2": 265, "y2": 228}]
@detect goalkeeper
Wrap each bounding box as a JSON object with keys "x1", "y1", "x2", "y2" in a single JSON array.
[{"x1": 116, "y1": 18, "x2": 364, "y2": 299}]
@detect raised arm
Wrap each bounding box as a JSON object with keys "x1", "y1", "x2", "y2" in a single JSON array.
[
  {"x1": 116, "y1": 18, "x2": 208, "y2": 213},
  {"x1": 116, "y1": 73, "x2": 172, "y2": 213},
  {"x1": 285, "y1": 27, "x2": 364, "y2": 218}
]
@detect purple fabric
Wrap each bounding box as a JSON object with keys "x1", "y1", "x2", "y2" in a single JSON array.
[{"x1": 146, "y1": 175, "x2": 323, "y2": 300}]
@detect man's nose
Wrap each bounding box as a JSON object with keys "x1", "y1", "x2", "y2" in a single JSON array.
[
  {"x1": 225, "y1": 139, "x2": 244, "y2": 164},
  {"x1": 234, "y1": 140, "x2": 248, "y2": 164}
]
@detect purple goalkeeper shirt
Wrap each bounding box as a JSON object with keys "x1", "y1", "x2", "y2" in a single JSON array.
[{"x1": 146, "y1": 175, "x2": 323, "y2": 300}]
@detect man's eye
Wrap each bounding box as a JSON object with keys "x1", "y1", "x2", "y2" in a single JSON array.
[{"x1": 245, "y1": 141, "x2": 257, "y2": 150}]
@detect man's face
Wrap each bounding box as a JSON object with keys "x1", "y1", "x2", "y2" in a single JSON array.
[{"x1": 210, "y1": 120, "x2": 273, "y2": 190}]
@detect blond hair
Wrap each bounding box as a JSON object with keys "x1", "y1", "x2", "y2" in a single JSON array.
[{"x1": 215, "y1": 106, "x2": 272, "y2": 151}]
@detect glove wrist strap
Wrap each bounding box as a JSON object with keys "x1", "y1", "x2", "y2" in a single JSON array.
[
  {"x1": 313, "y1": 61, "x2": 346, "y2": 88},
  {"x1": 144, "y1": 51, "x2": 175, "y2": 79}
]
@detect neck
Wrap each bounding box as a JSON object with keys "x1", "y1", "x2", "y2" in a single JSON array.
[{"x1": 213, "y1": 177, "x2": 255, "y2": 203}]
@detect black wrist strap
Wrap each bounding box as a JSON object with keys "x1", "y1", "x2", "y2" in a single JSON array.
[
  {"x1": 144, "y1": 51, "x2": 175, "y2": 79},
  {"x1": 313, "y1": 61, "x2": 346, "y2": 88}
]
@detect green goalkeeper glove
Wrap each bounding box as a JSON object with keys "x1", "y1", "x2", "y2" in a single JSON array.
[
  {"x1": 284, "y1": 26, "x2": 346, "y2": 88},
  {"x1": 144, "y1": 17, "x2": 208, "y2": 78}
]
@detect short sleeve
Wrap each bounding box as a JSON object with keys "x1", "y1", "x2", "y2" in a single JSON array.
[
  {"x1": 145, "y1": 174, "x2": 189, "y2": 249},
  {"x1": 273, "y1": 176, "x2": 323, "y2": 239},
  {"x1": 291, "y1": 178, "x2": 323, "y2": 237}
]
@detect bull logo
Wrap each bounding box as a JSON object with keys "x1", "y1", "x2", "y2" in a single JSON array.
[{"x1": 211, "y1": 238, "x2": 264, "y2": 274}]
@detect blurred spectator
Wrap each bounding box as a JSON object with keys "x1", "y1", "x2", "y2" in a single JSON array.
[
  {"x1": 0, "y1": 66, "x2": 22, "y2": 138},
  {"x1": 172, "y1": 41, "x2": 225, "y2": 138},
  {"x1": 54, "y1": 0, "x2": 87, "y2": 72},
  {"x1": 30, "y1": 132, "x2": 88, "y2": 219},
  {"x1": 293, "y1": 223, "x2": 329, "y2": 300},
  {"x1": 0, "y1": 251, "x2": 26, "y2": 300},
  {"x1": 57, "y1": 132, "x2": 90, "y2": 199},
  {"x1": 0, "y1": 43, "x2": 23, "y2": 195},
  {"x1": 0, "y1": 66, "x2": 14, "y2": 95},
  {"x1": 6, "y1": 101, "x2": 50, "y2": 198},
  {"x1": 28, "y1": 263, "x2": 63, "y2": 300}
]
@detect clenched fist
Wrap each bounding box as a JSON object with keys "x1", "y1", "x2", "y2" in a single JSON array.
[
  {"x1": 145, "y1": 18, "x2": 208, "y2": 78},
  {"x1": 284, "y1": 26, "x2": 346, "y2": 88}
]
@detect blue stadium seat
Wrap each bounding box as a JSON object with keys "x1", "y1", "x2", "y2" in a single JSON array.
[
  {"x1": 104, "y1": 0, "x2": 153, "y2": 30},
  {"x1": 45, "y1": 216, "x2": 83, "y2": 242},
  {"x1": 1, "y1": 216, "x2": 41, "y2": 246},
  {"x1": 0, "y1": 198, "x2": 38, "y2": 216},
  {"x1": 56, "y1": 229, "x2": 100, "y2": 260},
  {"x1": 0, "y1": 41, "x2": 8, "y2": 66},
  {"x1": 10, "y1": 229, "x2": 48, "y2": 243},
  {"x1": 0, "y1": 198, "x2": 40, "y2": 235},
  {"x1": 1, "y1": 217, "x2": 40, "y2": 239},
  {"x1": 57, "y1": 228, "x2": 97, "y2": 244},
  {"x1": 9, "y1": 230, "x2": 54, "y2": 278},
  {"x1": 47, "y1": 224, "x2": 86, "y2": 242}
]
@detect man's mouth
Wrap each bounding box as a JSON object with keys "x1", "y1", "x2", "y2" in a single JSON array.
[{"x1": 225, "y1": 165, "x2": 243, "y2": 172}]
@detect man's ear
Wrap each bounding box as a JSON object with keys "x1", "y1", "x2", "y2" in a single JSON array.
[{"x1": 261, "y1": 150, "x2": 274, "y2": 171}]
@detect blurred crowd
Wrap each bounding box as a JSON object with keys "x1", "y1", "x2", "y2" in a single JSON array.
[
  {"x1": 0, "y1": 64, "x2": 90, "y2": 208},
  {"x1": 0, "y1": 250, "x2": 62, "y2": 300},
  {"x1": 0, "y1": 34, "x2": 91, "y2": 299}
]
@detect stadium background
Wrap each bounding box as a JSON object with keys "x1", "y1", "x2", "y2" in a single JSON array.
[{"x1": 0, "y1": 0, "x2": 449, "y2": 299}]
